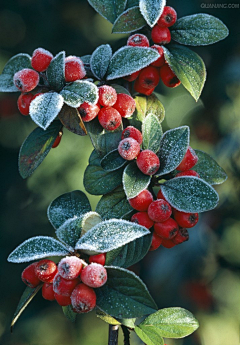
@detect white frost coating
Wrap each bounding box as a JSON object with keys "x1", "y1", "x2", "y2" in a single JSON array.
[
  {"x1": 32, "y1": 48, "x2": 53, "y2": 58},
  {"x1": 112, "y1": 6, "x2": 146, "y2": 34},
  {"x1": 122, "y1": 162, "x2": 151, "y2": 199},
  {"x1": 56, "y1": 216, "x2": 83, "y2": 248},
  {"x1": 90, "y1": 44, "x2": 112, "y2": 80},
  {"x1": 139, "y1": 0, "x2": 166, "y2": 27},
  {"x1": 60, "y1": 80, "x2": 99, "y2": 108}
]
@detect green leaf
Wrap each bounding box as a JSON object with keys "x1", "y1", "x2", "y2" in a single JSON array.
[
  {"x1": 47, "y1": 190, "x2": 91, "y2": 230},
  {"x1": 123, "y1": 162, "x2": 151, "y2": 199},
  {"x1": 136, "y1": 307, "x2": 199, "y2": 339},
  {"x1": 96, "y1": 267, "x2": 157, "y2": 318},
  {"x1": 163, "y1": 45, "x2": 206, "y2": 101},
  {"x1": 87, "y1": 0, "x2": 127, "y2": 24},
  {"x1": 46, "y1": 51, "x2": 65, "y2": 92},
  {"x1": 60, "y1": 80, "x2": 98, "y2": 108},
  {"x1": 29, "y1": 92, "x2": 64, "y2": 130},
  {"x1": 126, "y1": 0, "x2": 139, "y2": 8},
  {"x1": 0, "y1": 53, "x2": 32, "y2": 92},
  {"x1": 7, "y1": 236, "x2": 70, "y2": 263},
  {"x1": 139, "y1": 0, "x2": 166, "y2": 27},
  {"x1": 161, "y1": 176, "x2": 219, "y2": 213},
  {"x1": 111, "y1": 84, "x2": 131, "y2": 95},
  {"x1": 107, "y1": 46, "x2": 159, "y2": 80},
  {"x1": 171, "y1": 14, "x2": 229, "y2": 46},
  {"x1": 101, "y1": 149, "x2": 126, "y2": 171},
  {"x1": 75, "y1": 219, "x2": 150, "y2": 253},
  {"x1": 56, "y1": 217, "x2": 84, "y2": 248},
  {"x1": 142, "y1": 114, "x2": 163, "y2": 153},
  {"x1": 112, "y1": 7, "x2": 146, "y2": 34},
  {"x1": 58, "y1": 104, "x2": 87, "y2": 136},
  {"x1": 96, "y1": 309, "x2": 121, "y2": 325},
  {"x1": 193, "y1": 150, "x2": 227, "y2": 185},
  {"x1": 156, "y1": 126, "x2": 189, "y2": 176},
  {"x1": 135, "y1": 326, "x2": 164, "y2": 345},
  {"x1": 18, "y1": 120, "x2": 63, "y2": 179},
  {"x1": 62, "y1": 306, "x2": 77, "y2": 323},
  {"x1": 80, "y1": 212, "x2": 102, "y2": 237},
  {"x1": 90, "y1": 44, "x2": 112, "y2": 80}
]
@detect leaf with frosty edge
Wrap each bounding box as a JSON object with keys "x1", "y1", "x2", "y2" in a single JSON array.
[
  {"x1": 107, "y1": 46, "x2": 159, "y2": 80},
  {"x1": 163, "y1": 45, "x2": 206, "y2": 101},
  {"x1": 101, "y1": 149, "x2": 127, "y2": 172},
  {"x1": 46, "y1": 51, "x2": 65, "y2": 92},
  {"x1": 0, "y1": 53, "x2": 32, "y2": 92},
  {"x1": 47, "y1": 190, "x2": 91, "y2": 230},
  {"x1": 29, "y1": 92, "x2": 64, "y2": 130},
  {"x1": 62, "y1": 306, "x2": 77, "y2": 323},
  {"x1": 60, "y1": 80, "x2": 98, "y2": 108},
  {"x1": 7, "y1": 236, "x2": 70, "y2": 263},
  {"x1": 161, "y1": 176, "x2": 219, "y2": 213},
  {"x1": 18, "y1": 120, "x2": 63, "y2": 179},
  {"x1": 90, "y1": 44, "x2": 112, "y2": 80},
  {"x1": 58, "y1": 104, "x2": 87, "y2": 136},
  {"x1": 112, "y1": 6, "x2": 146, "y2": 34},
  {"x1": 139, "y1": 0, "x2": 166, "y2": 27},
  {"x1": 171, "y1": 14, "x2": 229, "y2": 46},
  {"x1": 96, "y1": 266, "x2": 157, "y2": 319},
  {"x1": 123, "y1": 162, "x2": 151, "y2": 199},
  {"x1": 87, "y1": 0, "x2": 127, "y2": 24},
  {"x1": 142, "y1": 114, "x2": 163, "y2": 153},
  {"x1": 56, "y1": 216, "x2": 84, "y2": 248}
]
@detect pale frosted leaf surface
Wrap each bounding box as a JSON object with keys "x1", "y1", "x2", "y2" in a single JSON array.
[
  {"x1": 58, "y1": 104, "x2": 87, "y2": 136},
  {"x1": 107, "y1": 46, "x2": 159, "y2": 80},
  {"x1": 139, "y1": 0, "x2": 166, "y2": 27},
  {"x1": 171, "y1": 14, "x2": 229, "y2": 46},
  {"x1": 90, "y1": 44, "x2": 112, "y2": 80},
  {"x1": 112, "y1": 7, "x2": 146, "y2": 34},
  {"x1": 47, "y1": 190, "x2": 91, "y2": 230},
  {"x1": 46, "y1": 51, "x2": 65, "y2": 91},
  {"x1": 123, "y1": 162, "x2": 151, "y2": 199},
  {"x1": 142, "y1": 114, "x2": 163, "y2": 153},
  {"x1": 18, "y1": 121, "x2": 62, "y2": 179},
  {"x1": 101, "y1": 149, "x2": 126, "y2": 172},
  {"x1": 161, "y1": 176, "x2": 219, "y2": 213},
  {"x1": 96, "y1": 266, "x2": 157, "y2": 318},
  {"x1": 111, "y1": 84, "x2": 131, "y2": 96},
  {"x1": 80, "y1": 211, "x2": 102, "y2": 237},
  {"x1": 75, "y1": 219, "x2": 150, "y2": 253},
  {"x1": 81, "y1": 55, "x2": 91, "y2": 64},
  {"x1": 163, "y1": 45, "x2": 206, "y2": 101},
  {"x1": 0, "y1": 53, "x2": 32, "y2": 92},
  {"x1": 56, "y1": 217, "x2": 84, "y2": 248},
  {"x1": 156, "y1": 126, "x2": 189, "y2": 176},
  {"x1": 60, "y1": 80, "x2": 98, "y2": 108},
  {"x1": 62, "y1": 306, "x2": 77, "y2": 323},
  {"x1": 29, "y1": 92, "x2": 64, "y2": 130},
  {"x1": 87, "y1": 0, "x2": 127, "y2": 23},
  {"x1": 8, "y1": 236, "x2": 70, "y2": 263}
]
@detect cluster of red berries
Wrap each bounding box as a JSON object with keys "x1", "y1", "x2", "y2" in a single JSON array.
[
  {"x1": 21, "y1": 253, "x2": 106, "y2": 313},
  {"x1": 124, "y1": 6, "x2": 180, "y2": 95}
]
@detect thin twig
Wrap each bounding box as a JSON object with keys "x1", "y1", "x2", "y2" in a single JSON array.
[
  {"x1": 108, "y1": 325, "x2": 119, "y2": 345},
  {"x1": 121, "y1": 325, "x2": 130, "y2": 345}
]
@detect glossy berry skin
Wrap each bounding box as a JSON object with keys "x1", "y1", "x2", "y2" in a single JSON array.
[
  {"x1": 21, "y1": 262, "x2": 41, "y2": 288},
  {"x1": 157, "y1": 6, "x2": 177, "y2": 27},
  {"x1": 58, "y1": 256, "x2": 83, "y2": 280},
  {"x1": 134, "y1": 78, "x2": 155, "y2": 96},
  {"x1": 161, "y1": 238, "x2": 176, "y2": 248},
  {"x1": 89, "y1": 253, "x2": 106, "y2": 266},
  {"x1": 150, "y1": 45, "x2": 165, "y2": 68},
  {"x1": 71, "y1": 283, "x2": 96, "y2": 313},
  {"x1": 65, "y1": 56, "x2": 86, "y2": 82},
  {"x1": 54, "y1": 292, "x2": 71, "y2": 306},
  {"x1": 154, "y1": 218, "x2": 179, "y2": 239},
  {"x1": 160, "y1": 64, "x2": 181, "y2": 88},
  {"x1": 175, "y1": 170, "x2": 200, "y2": 178},
  {"x1": 173, "y1": 209, "x2": 199, "y2": 228},
  {"x1": 52, "y1": 132, "x2": 62, "y2": 148},
  {"x1": 17, "y1": 93, "x2": 34, "y2": 115},
  {"x1": 35, "y1": 259, "x2": 57, "y2": 283},
  {"x1": 118, "y1": 138, "x2": 140, "y2": 160},
  {"x1": 137, "y1": 149, "x2": 160, "y2": 175},
  {"x1": 53, "y1": 273, "x2": 79, "y2": 296},
  {"x1": 98, "y1": 107, "x2": 122, "y2": 131},
  {"x1": 148, "y1": 199, "x2": 172, "y2": 223},
  {"x1": 157, "y1": 188, "x2": 166, "y2": 200},
  {"x1": 176, "y1": 146, "x2": 198, "y2": 171},
  {"x1": 172, "y1": 228, "x2": 189, "y2": 244},
  {"x1": 129, "y1": 189, "x2": 153, "y2": 211},
  {"x1": 149, "y1": 232, "x2": 162, "y2": 251},
  {"x1": 80, "y1": 263, "x2": 107, "y2": 288},
  {"x1": 31, "y1": 48, "x2": 53, "y2": 72},
  {"x1": 98, "y1": 85, "x2": 117, "y2": 107},
  {"x1": 113, "y1": 93, "x2": 136, "y2": 118},
  {"x1": 78, "y1": 102, "x2": 100, "y2": 122},
  {"x1": 131, "y1": 212, "x2": 154, "y2": 229},
  {"x1": 151, "y1": 25, "x2": 171, "y2": 45},
  {"x1": 42, "y1": 283, "x2": 55, "y2": 301},
  {"x1": 121, "y1": 126, "x2": 143, "y2": 145},
  {"x1": 127, "y1": 34, "x2": 150, "y2": 47},
  {"x1": 138, "y1": 66, "x2": 160, "y2": 90},
  {"x1": 14, "y1": 68, "x2": 39, "y2": 92},
  {"x1": 124, "y1": 71, "x2": 140, "y2": 82}
]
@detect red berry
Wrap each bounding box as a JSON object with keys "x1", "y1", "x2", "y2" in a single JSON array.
[
  {"x1": 42, "y1": 283, "x2": 55, "y2": 301},
  {"x1": 154, "y1": 218, "x2": 179, "y2": 239},
  {"x1": 148, "y1": 199, "x2": 172, "y2": 222},
  {"x1": 134, "y1": 78, "x2": 155, "y2": 95},
  {"x1": 129, "y1": 189, "x2": 153, "y2": 211},
  {"x1": 175, "y1": 170, "x2": 200, "y2": 178},
  {"x1": 71, "y1": 283, "x2": 96, "y2": 313},
  {"x1": 80, "y1": 263, "x2": 107, "y2": 288},
  {"x1": 58, "y1": 256, "x2": 83, "y2": 280},
  {"x1": 151, "y1": 25, "x2": 171, "y2": 44},
  {"x1": 173, "y1": 209, "x2": 199, "y2": 228},
  {"x1": 21, "y1": 262, "x2": 41, "y2": 288},
  {"x1": 172, "y1": 228, "x2": 189, "y2": 244},
  {"x1": 65, "y1": 56, "x2": 86, "y2": 82},
  {"x1": 160, "y1": 64, "x2": 180, "y2": 88},
  {"x1": 98, "y1": 85, "x2": 117, "y2": 107},
  {"x1": 131, "y1": 212, "x2": 154, "y2": 229},
  {"x1": 149, "y1": 232, "x2": 162, "y2": 251},
  {"x1": 127, "y1": 34, "x2": 150, "y2": 47},
  {"x1": 161, "y1": 238, "x2": 176, "y2": 248},
  {"x1": 89, "y1": 253, "x2": 106, "y2": 266},
  {"x1": 98, "y1": 107, "x2": 122, "y2": 131},
  {"x1": 52, "y1": 132, "x2": 62, "y2": 148},
  {"x1": 118, "y1": 138, "x2": 140, "y2": 160},
  {"x1": 17, "y1": 93, "x2": 34, "y2": 116},
  {"x1": 54, "y1": 292, "x2": 71, "y2": 306},
  {"x1": 14, "y1": 68, "x2": 39, "y2": 92},
  {"x1": 121, "y1": 126, "x2": 143, "y2": 145},
  {"x1": 150, "y1": 45, "x2": 165, "y2": 67},
  {"x1": 124, "y1": 71, "x2": 140, "y2": 82},
  {"x1": 157, "y1": 188, "x2": 166, "y2": 200},
  {"x1": 157, "y1": 6, "x2": 177, "y2": 27},
  {"x1": 138, "y1": 66, "x2": 160, "y2": 90},
  {"x1": 31, "y1": 48, "x2": 53, "y2": 72},
  {"x1": 35, "y1": 259, "x2": 57, "y2": 283},
  {"x1": 137, "y1": 149, "x2": 160, "y2": 175},
  {"x1": 176, "y1": 146, "x2": 198, "y2": 171},
  {"x1": 53, "y1": 273, "x2": 79, "y2": 296},
  {"x1": 113, "y1": 93, "x2": 136, "y2": 118},
  {"x1": 78, "y1": 102, "x2": 100, "y2": 122}
]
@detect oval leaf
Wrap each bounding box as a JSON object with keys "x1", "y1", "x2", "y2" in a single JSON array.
[
  {"x1": 123, "y1": 162, "x2": 151, "y2": 199},
  {"x1": 139, "y1": 0, "x2": 166, "y2": 27},
  {"x1": 56, "y1": 217, "x2": 84, "y2": 248},
  {"x1": 112, "y1": 6, "x2": 146, "y2": 34},
  {"x1": 46, "y1": 51, "x2": 65, "y2": 91},
  {"x1": 142, "y1": 114, "x2": 163, "y2": 153},
  {"x1": 135, "y1": 327, "x2": 164, "y2": 345},
  {"x1": 58, "y1": 104, "x2": 87, "y2": 136},
  {"x1": 87, "y1": 0, "x2": 127, "y2": 23},
  {"x1": 80, "y1": 211, "x2": 102, "y2": 237},
  {"x1": 101, "y1": 149, "x2": 126, "y2": 172},
  {"x1": 60, "y1": 80, "x2": 98, "y2": 108},
  {"x1": 111, "y1": 84, "x2": 131, "y2": 95},
  {"x1": 90, "y1": 44, "x2": 112, "y2": 80}
]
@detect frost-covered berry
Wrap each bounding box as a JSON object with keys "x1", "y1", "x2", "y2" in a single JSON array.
[
  {"x1": 131, "y1": 212, "x2": 154, "y2": 229},
  {"x1": 134, "y1": 78, "x2": 155, "y2": 96},
  {"x1": 161, "y1": 238, "x2": 176, "y2": 248},
  {"x1": 154, "y1": 218, "x2": 179, "y2": 239},
  {"x1": 148, "y1": 199, "x2": 172, "y2": 222},
  {"x1": 157, "y1": 6, "x2": 177, "y2": 27},
  {"x1": 118, "y1": 137, "x2": 140, "y2": 160},
  {"x1": 78, "y1": 102, "x2": 100, "y2": 122},
  {"x1": 176, "y1": 146, "x2": 198, "y2": 171},
  {"x1": 127, "y1": 34, "x2": 150, "y2": 47},
  {"x1": 150, "y1": 45, "x2": 165, "y2": 68},
  {"x1": 157, "y1": 188, "x2": 166, "y2": 200},
  {"x1": 137, "y1": 149, "x2": 160, "y2": 175},
  {"x1": 89, "y1": 253, "x2": 106, "y2": 266},
  {"x1": 17, "y1": 93, "x2": 34, "y2": 116},
  {"x1": 175, "y1": 170, "x2": 200, "y2": 178},
  {"x1": 98, "y1": 85, "x2": 117, "y2": 107},
  {"x1": 58, "y1": 256, "x2": 83, "y2": 280},
  {"x1": 172, "y1": 227, "x2": 189, "y2": 244},
  {"x1": 42, "y1": 283, "x2": 55, "y2": 301},
  {"x1": 21, "y1": 262, "x2": 41, "y2": 288},
  {"x1": 31, "y1": 48, "x2": 53, "y2": 72},
  {"x1": 113, "y1": 93, "x2": 136, "y2": 118},
  {"x1": 65, "y1": 56, "x2": 86, "y2": 82},
  {"x1": 80, "y1": 263, "x2": 107, "y2": 288},
  {"x1": 173, "y1": 209, "x2": 199, "y2": 228},
  {"x1": 13, "y1": 68, "x2": 39, "y2": 92},
  {"x1": 121, "y1": 126, "x2": 143, "y2": 145},
  {"x1": 53, "y1": 273, "x2": 79, "y2": 296},
  {"x1": 138, "y1": 66, "x2": 160, "y2": 90},
  {"x1": 149, "y1": 232, "x2": 162, "y2": 251},
  {"x1": 151, "y1": 25, "x2": 171, "y2": 44},
  {"x1": 54, "y1": 292, "x2": 71, "y2": 306},
  {"x1": 129, "y1": 189, "x2": 153, "y2": 211},
  {"x1": 98, "y1": 107, "x2": 122, "y2": 131},
  {"x1": 71, "y1": 283, "x2": 96, "y2": 313},
  {"x1": 35, "y1": 259, "x2": 57, "y2": 283},
  {"x1": 124, "y1": 70, "x2": 140, "y2": 82},
  {"x1": 160, "y1": 64, "x2": 180, "y2": 88}
]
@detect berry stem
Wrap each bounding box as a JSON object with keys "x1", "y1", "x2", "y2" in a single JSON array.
[
  {"x1": 121, "y1": 325, "x2": 130, "y2": 345},
  {"x1": 39, "y1": 72, "x2": 50, "y2": 87},
  {"x1": 108, "y1": 325, "x2": 119, "y2": 345}
]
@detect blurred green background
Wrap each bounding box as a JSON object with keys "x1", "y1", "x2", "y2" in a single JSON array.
[{"x1": 0, "y1": 0, "x2": 240, "y2": 344}]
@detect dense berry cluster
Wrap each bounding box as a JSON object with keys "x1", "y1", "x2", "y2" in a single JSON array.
[{"x1": 21, "y1": 253, "x2": 106, "y2": 313}]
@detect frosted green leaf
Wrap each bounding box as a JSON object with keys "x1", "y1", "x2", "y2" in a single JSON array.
[
  {"x1": 7, "y1": 236, "x2": 70, "y2": 263},
  {"x1": 112, "y1": 7, "x2": 146, "y2": 34},
  {"x1": 80, "y1": 212, "x2": 102, "y2": 237},
  {"x1": 171, "y1": 14, "x2": 229, "y2": 46},
  {"x1": 60, "y1": 80, "x2": 98, "y2": 108},
  {"x1": 90, "y1": 44, "x2": 112, "y2": 80},
  {"x1": 29, "y1": 92, "x2": 64, "y2": 130},
  {"x1": 56, "y1": 217, "x2": 84, "y2": 248},
  {"x1": 123, "y1": 162, "x2": 151, "y2": 199},
  {"x1": 101, "y1": 149, "x2": 126, "y2": 172},
  {"x1": 46, "y1": 51, "x2": 65, "y2": 91},
  {"x1": 81, "y1": 55, "x2": 91, "y2": 64},
  {"x1": 126, "y1": 0, "x2": 139, "y2": 8},
  {"x1": 87, "y1": 0, "x2": 127, "y2": 24},
  {"x1": 139, "y1": 0, "x2": 166, "y2": 27},
  {"x1": 142, "y1": 114, "x2": 163, "y2": 153},
  {"x1": 135, "y1": 327, "x2": 164, "y2": 345},
  {"x1": 62, "y1": 306, "x2": 77, "y2": 323},
  {"x1": 58, "y1": 104, "x2": 87, "y2": 136}
]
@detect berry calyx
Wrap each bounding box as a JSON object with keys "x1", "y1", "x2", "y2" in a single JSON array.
[
  {"x1": 80, "y1": 263, "x2": 107, "y2": 288},
  {"x1": 134, "y1": 78, "x2": 155, "y2": 95},
  {"x1": 129, "y1": 189, "x2": 153, "y2": 211},
  {"x1": 53, "y1": 273, "x2": 79, "y2": 296},
  {"x1": 34, "y1": 259, "x2": 57, "y2": 283},
  {"x1": 131, "y1": 212, "x2": 154, "y2": 229},
  {"x1": 157, "y1": 6, "x2": 177, "y2": 27},
  {"x1": 175, "y1": 170, "x2": 200, "y2": 178},
  {"x1": 149, "y1": 232, "x2": 162, "y2": 251},
  {"x1": 78, "y1": 102, "x2": 100, "y2": 122},
  {"x1": 176, "y1": 146, "x2": 198, "y2": 171},
  {"x1": 13, "y1": 69, "x2": 39, "y2": 92},
  {"x1": 113, "y1": 93, "x2": 136, "y2": 118},
  {"x1": 21, "y1": 262, "x2": 41, "y2": 288},
  {"x1": 98, "y1": 85, "x2": 117, "y2": 107},
  {"x1": 150, "y1": 45, "x2": 165, "y2": 67},
  {"x1": 173, "y1": 209, "x2": 199, "y2": 228},
  {"x1": 138, "y1": 66, "x2": 160, "y2": 90},
  {"x1": 154, "y1": 218, "x2": 179, "y2": 239},
  {"x1": 118, "y1": 138, "x2": 140, "y2": 160},
  {"x1": 42, "y1": 283, "x2": 55, "y2": 301},
  {"x1": 31, "y1": 48, "x2": 53, "y2": 72},
  {"x1": 89, "y1": 253, "x2": 106, "y2": 266},
  {"x1": 159, "y1": 64, "x2": 181, "y2": 88},
  {"x1": 148, "y1": 199, "x2": 172, "y2": 222},
  {"x1": 71, "y1": 283, "x2": 96, "y2": 313},
  {"x1": 151, "y1": 25, "x2": 171, "y2": 45},
  {"x1": 52, "y1": 132, "x2": 63, "y2": 148},
  {"x1": 98, "y1": 107, "x2": 122, "y2": 131},
  {"x1": 65, "y1": 56, "x2": 86, "y2": 82},
  {"x1": 172, "y1": 228, "x2": 189, "y2": 244},
  {"x1": 17, "y1": 93, "x2": 34, "y2": 116},
  {"x1": 121, "y1": 126, "x2": 143, "y2": 145},
  {"x1": 54, "y1": 292, "x2": 71, "y2": 306},
  {"x1": 137, "y1": 149, "x2": 160, "y2": 175},
  {"x1": 58, "y1": 256, "x2": 83, "y2": 280}
]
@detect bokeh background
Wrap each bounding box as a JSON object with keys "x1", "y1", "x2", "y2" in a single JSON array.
[{"x1": 0, "y1": 0, "x2": 240, "y2": 344}]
